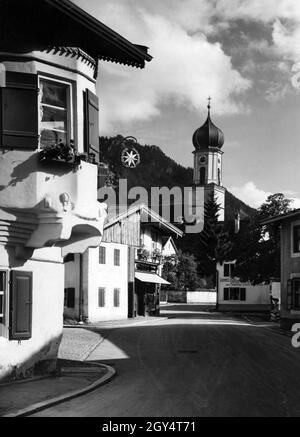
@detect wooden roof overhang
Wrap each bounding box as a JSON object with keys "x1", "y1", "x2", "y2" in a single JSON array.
[
  {"x1": 260, "y1": 209, "x2": 300, "y2": 226},
  {"x1": 0, "y1": 0, "x2": 152, "y2": 70}
]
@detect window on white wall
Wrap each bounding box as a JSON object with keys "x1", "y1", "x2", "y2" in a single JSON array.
[
  {"x1": 39, "y1": 77, "x2": 73, "y2": 149},
  {"x1": 224, "y1": 287, "x2": 246, "y2": 301},
  {"x1": 99, "y1": 246, "x2": 106, "y2": 264},
  {"x1": 98, "y1": 288, "x2": 106, "y2": 307},
  {"x1": 114, "y1": 249, "x2": 120, "y2": 266},
  {"x1": 223, "y1": 263, "x2": 235, "y2": 278},
  {"x1": 114, "y1": 288, "x2": 120, "y2": 308}
]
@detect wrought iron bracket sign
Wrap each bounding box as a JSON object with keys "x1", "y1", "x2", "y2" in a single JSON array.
[{"x1": 119, "y1": 136, "x2": 141, "y2": 168}]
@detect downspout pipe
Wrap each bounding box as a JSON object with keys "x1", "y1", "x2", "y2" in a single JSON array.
[{"x1": 79, "y1": 253, "x2": 84, "y2": 324}]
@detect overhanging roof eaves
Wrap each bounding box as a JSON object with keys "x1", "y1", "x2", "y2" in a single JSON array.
[
  {"x1": 260, "y1": 209, "x2": 300, "y2": 226},
  {"x1": 104, "y1": 204, "x2": 184, "y2": 238},
  {"x1": 45, "y1": 0, "x2": 153, "y2": 68}
]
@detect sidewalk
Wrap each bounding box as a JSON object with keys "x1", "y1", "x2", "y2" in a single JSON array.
[
  {"x1": 0, "y1": 317, "x2": 166, "y2": 416},
  {"x1": 64, "y1": 315, "x2": 168, "y2": 331},
  {"x1": 0, "y1": 360, "x2": 114, "y2": 417},
  {"x1": 59, "y1": 327, "x2": 104, "y2": 361}
]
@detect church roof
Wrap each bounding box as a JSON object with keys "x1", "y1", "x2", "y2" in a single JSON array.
[
  {"x1": 0, "y1": 0, "x2": 152, "y2": 69},
  {"x1": 193, "y1": 100, "x2": 224, "y2": 151}
]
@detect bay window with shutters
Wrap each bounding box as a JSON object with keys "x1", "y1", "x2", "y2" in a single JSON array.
[{"x1": 1, "y1": 71, "x2": 100, "y2": 162}]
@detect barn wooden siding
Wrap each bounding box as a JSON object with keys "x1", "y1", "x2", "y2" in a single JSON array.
[{"x1": 102, "y1": 211, "x2": 141, "y2": 246}]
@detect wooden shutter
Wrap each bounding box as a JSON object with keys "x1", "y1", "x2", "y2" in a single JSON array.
[
  {"x1": 84, "y1": 89, "x2": 99, "y2": 162},
  {"x1": 224, "y1": 288, "x2": 229, "y2": 301},
  {"x1": 10, "y1": 271, "x2": 32, "y2": 340},
  {"x1": 1, "y1": 72, "x2": 39, "y2": 149},
  {"x1": 287, "y1": 279, "x2": 293, "y2": 310}
]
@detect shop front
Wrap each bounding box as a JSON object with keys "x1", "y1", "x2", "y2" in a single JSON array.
[{"x1": 135, "y1": 261, "x2": 170, "y2": 317}]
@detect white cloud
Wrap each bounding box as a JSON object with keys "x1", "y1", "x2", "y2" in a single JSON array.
[
  {"x1": 74, "y1": 0, "x2": 251, "y2": 131},
  {"x1": 272, "y1": 19, "x2": 300, "y2": 64},
  {"x1": 230, "y1": 182, "x2": 300, "y2": 209},
  {"x1": 73, "y1": 0, "x2": 300, "y2": 128},
  {"x1": 229, "y1": 182, "x2": 271, "y2": 208}
]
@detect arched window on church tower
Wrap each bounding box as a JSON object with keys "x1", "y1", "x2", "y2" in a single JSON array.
[{"x1": 200, "y1": 167, "x2": 206, "y2": 185}]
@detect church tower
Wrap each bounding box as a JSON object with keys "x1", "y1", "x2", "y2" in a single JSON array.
[{"x1": 192, "y1": 99, "x2": 225, "y2": 221}]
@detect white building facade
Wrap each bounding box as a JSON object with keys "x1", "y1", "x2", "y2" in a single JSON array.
[{"x1": 0, "y1": 0, "x2": 151, "y2": 381}]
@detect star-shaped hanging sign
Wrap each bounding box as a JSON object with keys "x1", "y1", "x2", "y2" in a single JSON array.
[{"x1": 121, "y1": 147, "x2": 141, "y2": 168}]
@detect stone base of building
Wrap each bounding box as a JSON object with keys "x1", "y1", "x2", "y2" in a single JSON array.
[{"x1": 218, "y1": 304, "x2": 271, "y2": 312}]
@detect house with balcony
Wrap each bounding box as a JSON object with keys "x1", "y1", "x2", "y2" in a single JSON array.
[
  {"x1": 64, "y1": 204, "x2": 183, "y2": 323},
  {"x1": 0, "y1": 0, "x2": 152, "y2": 381}
]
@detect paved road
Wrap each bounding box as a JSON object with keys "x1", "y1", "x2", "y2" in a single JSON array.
[{"x1": 34, "y1": 305, "x2": 300, "y2": 417}]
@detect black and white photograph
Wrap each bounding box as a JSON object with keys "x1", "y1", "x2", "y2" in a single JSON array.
[{"x1": 0, "y1": 0, "x2": 300, "y2": 420}]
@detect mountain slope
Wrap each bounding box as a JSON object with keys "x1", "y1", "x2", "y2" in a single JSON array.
[{"x1": 99, "y1": 135, "x2": 256, "y2": 223}]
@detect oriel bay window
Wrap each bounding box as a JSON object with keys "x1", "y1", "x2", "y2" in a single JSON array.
[
  {"x1": 1, "y1": 71, "x2": 100, "y2": 161},
  {"x1": 39, "y1": 77, "x2": 73, "y2": 149}
]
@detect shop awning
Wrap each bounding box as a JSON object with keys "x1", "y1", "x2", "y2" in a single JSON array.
[{"x1": 135, "y1": 272, "x2": 170, "y2": 285}]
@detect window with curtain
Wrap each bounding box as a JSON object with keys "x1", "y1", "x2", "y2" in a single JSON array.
[{"x1": 39, "y1": 77, "x2": 73, "y2": 149}]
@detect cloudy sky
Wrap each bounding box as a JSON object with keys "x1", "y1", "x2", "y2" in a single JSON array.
[{"x1": 75, "y1": 0, "x2": 300, "y2": 209}]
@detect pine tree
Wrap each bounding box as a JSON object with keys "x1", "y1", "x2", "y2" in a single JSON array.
[{"x1": 198, "y1": 193, "x2": 233, "y2": 284}]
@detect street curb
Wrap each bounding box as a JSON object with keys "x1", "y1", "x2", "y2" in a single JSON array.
[
  {"x1": 64, "y1": 317, "x2": 169, "y2": 330},
  {"x1": 243, "y1": 316, "x2": 293, "y2": 338},
  {"x1": 2, "y1": 363, "x2": 116, "y2": 418}
]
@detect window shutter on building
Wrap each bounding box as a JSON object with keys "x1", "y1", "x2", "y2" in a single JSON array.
[
  {"x1": 84, "y1": 89, "x2": 99, "y2": 162},
  {"x1": 287, "y1": 279, "x2": 293, "y2": 310},
  {"x1": 10, "y1": 271, "x2": 32, "y2": 340},
  {"x1": 114, "y1": 288, "x2": 120, "y2": 308},
  {"x1": 98, "y1": 288, "x2": 105, "y2": 307},
  {"x1": 1, "y1": 72, "x2": 39, "y2": 149}
]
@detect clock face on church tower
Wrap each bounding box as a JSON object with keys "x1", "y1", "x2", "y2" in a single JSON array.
[{"x1": 199, "y1": 155, "x2": 207, "y2": 164}]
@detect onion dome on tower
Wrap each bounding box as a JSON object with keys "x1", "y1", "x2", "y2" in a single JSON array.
[{"x1": 192, "y1": 98, "x2": 224, "y2": 150}]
